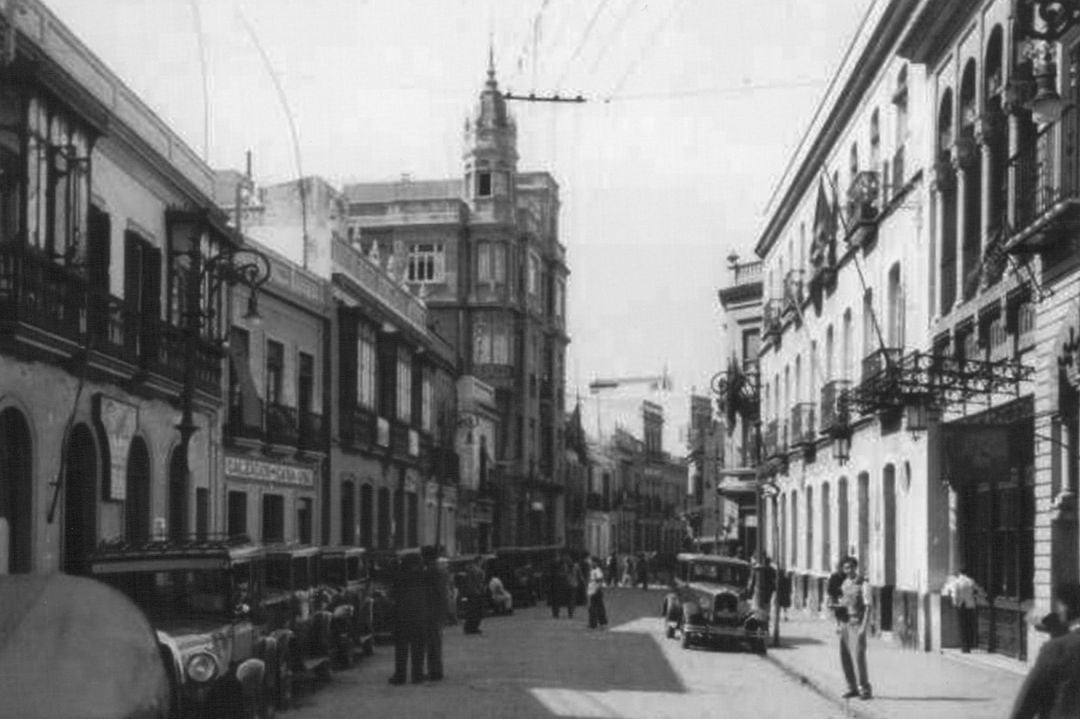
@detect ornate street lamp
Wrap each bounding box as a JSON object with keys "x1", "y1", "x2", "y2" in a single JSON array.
[
  {"x1": 169, "y1": 210, "x2": 270, "y2": 536},
  {"x1": 831, "y1": 427, "x2": 852, "y2": 465}
]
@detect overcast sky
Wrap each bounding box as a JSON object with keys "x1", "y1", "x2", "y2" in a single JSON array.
[{"x1": 44, "y1": 0, "x2": 874, "y2": 449}]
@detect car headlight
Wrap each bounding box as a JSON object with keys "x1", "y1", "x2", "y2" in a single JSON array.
[{"x1": 186, "y1": 652, "x2": 219, "y2": 683}]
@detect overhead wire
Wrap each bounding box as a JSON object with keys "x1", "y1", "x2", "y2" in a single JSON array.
[
  {"x1": 608, "y1": 0, "x2": 692, "y2": 98},
  {"x1": 604, "y1": 78, "x2": 826, "y2": 102},
  {"x1": 187, "y1": 0, "x2": 211, "y2": 162},
  {"x1": 587, "y1": 0, "x2": 641, "y2": 76},
  {"x1": 554, "y1": 0, "x2": 612, "y2": 88}
]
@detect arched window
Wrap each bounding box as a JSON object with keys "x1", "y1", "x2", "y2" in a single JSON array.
[
  {"x1": 984, "y1": 26, "x2": 1007, "y2": 241},
  {"x1": 960, "y1": 60, "x2": 981, "y2": 301},
  {"x1": 825, "y1": 325, "x2": 835, "y2": 382},
  {"x1": 794, "y1": 354, "x2": 802, "y2": 405},
  {"x1": 938, "y1": 88, "x2": 958, "y2": 313},
  {"x1": 799, "y1": 222, "x2": 807, "y2": 272},
  {"x1": 895, "y1": 66, "x2": 909, "y2": 148},
  {"x1": 887, "y1": 263, "x2": 904, "y2": 348},
  {"x1": 809, "y1": 340, "x2": 818, "y2": 400},
  {"x1": 862, "y1": 290, "x2": 876, "y2": 362},
  {"x1": 869, "y1": 109, "x2": 881, "y2": 170},
  {"x1": 360, "y1": 484, "x2": 373, "y2": 547},
  {"x1": 842, "y1": 309, "x2": 853, "y2": 380},
  {"x1": 849, "y1": 143, "x2": 859, "y2": 193}
]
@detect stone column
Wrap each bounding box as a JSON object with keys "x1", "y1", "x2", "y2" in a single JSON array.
[{"x1": 930, "y1": 160, "x2": 955, "y2": 317}]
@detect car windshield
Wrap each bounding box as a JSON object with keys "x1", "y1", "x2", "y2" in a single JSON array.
[
  {"x1": 689, "y1": 562, "x2": 748, "y2": 586},
  {"x1": 100, "y1": 569, "x2": 231, "y2": 619}
]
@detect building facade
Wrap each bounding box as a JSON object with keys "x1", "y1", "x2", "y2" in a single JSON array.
[
  {"x1": 0, "y1": 0, "x2": 230, "y2": 575},
  {"x1": 342, "y1": 61, "x2": 570, "y2": 549},
  {"x1": 748, "y1": 0, "x2": 1080, "y2": 664}
]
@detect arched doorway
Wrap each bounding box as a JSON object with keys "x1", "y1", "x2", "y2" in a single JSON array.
[
  {"x1": 63, "y1": 423, "x2": 97, "y2": 574},
  {"x1": 125, "y1": 437, "x2": 151, "y2": 543},
  {"x1": 168, "y1": 447, "x2": 187, "y2": 541},
  {"x1": 0, "y1": 408, "x2": 33, "y2": 574}
]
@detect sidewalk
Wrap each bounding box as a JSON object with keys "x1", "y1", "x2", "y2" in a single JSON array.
[{"x1": 765, "y1": 611, "x2": 1027, "y2": 719}]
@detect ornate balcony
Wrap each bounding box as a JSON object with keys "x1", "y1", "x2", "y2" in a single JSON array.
[
  {"x1": 790, "y1": 403, "x2": 816, "y2": 447},
  {"x1": 861, "y1": 347, "x2": 905, "y2": 383},
  {"x1": 845, "y1": 170, "x2": 881, "y2": 249},
  {"x1": 0, "y1": 244, "x2": 86, "y2": 353},
  {"x1": 1008, "y1": 103, "x2": 1080, "y2": 255},
  {"x1": 819, "y1": 380, "x2": 852, "y2": 435},
  {"x1": 763, "y1": 419, "x2": 788, "y2": 459},
  {"x1": 341, "y1": 406, "x2": 376, "y2": 448},
  {"x1": 226, "y1": 397, "x2": 264, "y2": 443}
]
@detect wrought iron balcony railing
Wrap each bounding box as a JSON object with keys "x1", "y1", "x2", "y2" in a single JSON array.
[
  {"x1": 861, "y1": 347, "x2": 904, "y2": 383},
  {"x1": 790, "y1": 403, "x2": 816, "y2": 446},
  {"x1": 226, "y1": 397, "x2": 264, "y2": 442},
  {"x1": 819, "y1": 379, "x2": 852, "y2": 434},
  {"x1": 0, "y1": 243, "x2": 86, "y2": 344},
  {"x1": 1009, "y1": 103, "x2": 1080, "y2": 252}
]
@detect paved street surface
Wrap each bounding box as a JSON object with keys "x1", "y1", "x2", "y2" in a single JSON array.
[
  {"x1": 289, "y1": 587, "x2": 845, "y2": 718},
  {"x1": 766, "y1": 611, "x2": 1026, "y2": 719}
]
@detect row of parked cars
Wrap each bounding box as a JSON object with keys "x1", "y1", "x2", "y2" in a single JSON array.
[{"x1": 83, "y1": 537, "x2": 400, "y2": 719}]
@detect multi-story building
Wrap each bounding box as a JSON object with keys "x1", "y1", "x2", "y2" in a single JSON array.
[
  {"x1": 218, "y1": 171, "x2": 462, "y2": 553},
  {"x1": 455, "y1": 374, "x2": 500, "y2": 554},
  {"x1": 751, "y1": 0, "x2": 1080, "y2": 665},
  {"x1": 715, "y1": 254, "x2": 765, "y2": 557},
  {"x1": 585, "y1": 441, "x2": 615, "y2": 559},
  {"x1": 342, "y1": 60, "x2": 570, "y2": 548},
  {"x1": 214, "y1": 233, "x2": 329, "y2": 546},
  {"x1": 0, "y1": 0, "x2": 231, "y2": 575}
]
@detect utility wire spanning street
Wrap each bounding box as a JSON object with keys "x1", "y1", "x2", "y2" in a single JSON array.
[{"x1": 289, "y1": 588, "x2": 841, "y2": 719}]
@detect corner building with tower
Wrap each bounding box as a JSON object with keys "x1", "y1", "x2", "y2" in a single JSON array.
[{"x1": 343, "y1": 61, "x2": 570, "y2": 548}]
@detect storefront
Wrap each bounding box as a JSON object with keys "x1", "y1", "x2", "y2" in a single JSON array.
[{"x1": 224, "y1": 454, "x2": 318, "y2": 544}]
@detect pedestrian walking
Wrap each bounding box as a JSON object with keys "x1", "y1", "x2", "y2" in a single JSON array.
[
  {"x1": 637, "y1": 552, "x2": 649, "y2": 590},
  {"x1": 549, "y1": 555, "x2": 572, "y2": 618},
  {"x1": 621, "y1": 555, "x2": 634, "y2": 587},
  {"x1": 462, "y1": 556, "x2": 486, "y2": 635},
  {"x1": 606, "y1": 552, "x2": 618, "y2": 587},
  {"x1": 587, "y1": 557, "x2": 608, "y2": 629},
  {"x1": 1009, "y1": 584, "x2": 1080, "y2": 719},
  {"x1": 942, "y1": 567, "x2": 985, "y2": 654},
  {"x1": 835, "y1": 556, "x2": 872, "y2": 700},
  {"x1": 747, "y1": 555, "x2": 778, "y2": 611},
  {"x1": 388, "y1": 554, "x2": 429, "y2": 685},
  {"x1": 777, "y1": 571, "x2": 792, "y2": 621},
  {"x1": 421, "y1": 546, "x2": 445, "y2": 681},
  {"x1": 826, "y1": 560, "x2": 846, "y2": 623}
]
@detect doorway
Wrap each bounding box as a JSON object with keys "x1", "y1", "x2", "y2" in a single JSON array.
[
  {"x1": 63, "y1": 423, "x2": 97, "y2": 574},
  {"x1": 0, "y1": 408, "x2": 33, "y2": 574}
]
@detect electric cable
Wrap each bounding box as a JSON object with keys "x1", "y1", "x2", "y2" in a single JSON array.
[
  {"x1": 187, "y1": 0, "x2": 211, "y2": 162},
  {"x1": 604, "y1": 78, "x2": 825, "y2": 102},
  {"x1": 555, "y1": 0, "x2": 612, "y2": 88},
  {"x1": 587, "y1": 0, "x2": 641, "y2": 76},
  {"x1": 608, "y1": 0, "x2": 692, "y2": 98}
]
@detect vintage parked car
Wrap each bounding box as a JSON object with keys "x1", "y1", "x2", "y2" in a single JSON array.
[
  {"x1": 262, "y1": 544, "x2": 335, "y2": 681},
  {"x1": 663, "y1": 553, "x2": 769, "y2": 654},
  {"x1": 490, "y1": 545, "x2": 564, "y2": 607},
  {"x1": 1, "y1": 573, "x2": 172, "y2": 719},
  {"x1": 87, "y1": 537, "x2": 291, "y2": 718},
  {"x1": 366, "y1": 549, "x2": 403, "y2": 643},
  {"x1": 319, "y1": 545, "x2": 375, "y2": 665}
]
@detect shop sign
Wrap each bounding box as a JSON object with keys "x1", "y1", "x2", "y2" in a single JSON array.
[
  {"x1": 95, "y1": 394, "x2": 138, "y2": 501},
  {"x1": 225, "y1": 455, "x2": 314, "y2": 488}
]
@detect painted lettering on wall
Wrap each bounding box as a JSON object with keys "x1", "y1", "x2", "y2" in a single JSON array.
[{"x1": 225, "y1": 455, "x2": 314, "y2": 488}]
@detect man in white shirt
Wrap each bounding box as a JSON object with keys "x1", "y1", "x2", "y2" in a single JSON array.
[
  {"x1": 489, "y1": 574, "x2": 513, "y2": 614},
  {"x1": 943, "y1": 567, "x2": 985, "y2": 653}
]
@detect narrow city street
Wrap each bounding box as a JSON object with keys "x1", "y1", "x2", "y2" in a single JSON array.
[{"x1": 289, "y1": 588, "x2": 842, "y2": 719}]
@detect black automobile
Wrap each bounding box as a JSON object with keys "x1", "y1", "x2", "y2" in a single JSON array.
[
  {"x1": 319, "y1": 546, "x2": 376, "y2": 664},
  {"x1": 262, "y1": 544, "x2": 335, "y2": 681},
  {"x1": 87, "y1": 537, "x2": 291, "y2": 717},
  {"x1": 663, "y1": 553, "x2": 769, "y2": 654}
]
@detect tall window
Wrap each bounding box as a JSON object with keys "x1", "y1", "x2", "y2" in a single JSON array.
[
  {"x1": 869, "y1": 109, "x2": 881, "y2": 171},
  {"x1": 0, "y1": 87, "x2": 21, "y2": 243},
  {"x1": 407, "y1": 243, "x2": 445, "y2": 283},
  {"x1": 825, "y1": 325, "x2": 835, "y2": 382},
  {"x1": 421, "y1": 369, "x2": 433, "y2": 432},
  {"x1": 356, "y1": 324, "x2": 376, "y2": 408},
  {"x1": 794, "y1": 355, "x2": 802, "y2": 404},
  {"x1": 863, "y1": 291, "x2": 876, "y2": 360},
  {"x1": 26, "y1": 95, "x2": 89, "y2": 260},
  {"x1": 227, "y1": 491, "x2": 247, "y2": 538},
  {"x1": 477, "y1": 171, "x2": 492, "y2": 197},
  {"x1": 842, "y1": 309, "x2": 853, "y2": 380},
  {"x1": 960, "y1": 60, "x2": 981, "y2": 301},
  {"x1": 478, "y1": 242, "x2": 507, "y2": 283},
  {"x1": 527, "y1": 252, "x2": 540, "y2": 295},
  {"x1": 555, "y1": 279, "x2": 566, "y2": 319},
  {"x1": 895, "y1": 67, "x2": 909, "y2": 148},
  {"x1": 887, "y1": 263, "x2": 904, "y2": 348},
  {"x1": 396, "y1": 350, "x2": 412, "y2": 422},
  {"x1": 939, "y1": 89, "x2": 958, "y2": 313},
  {"x1": 262, "y1": 494, "x2": 284, "y2": 542},
  {"x1": 124, "y1": 232, "x2": 162, "y2": 358},
  {"x1": 742, "y1": 329, "x2": 760, "y2": 369},
  {"x1": 474, "y1": 320, "x2": 511, "y2": 364},
  {"x1": 298, "y1": 351, "x2": 315, "y2": 413},
  {"x1": 266, "y1": 340, "x2": 284, "y2": 405}
]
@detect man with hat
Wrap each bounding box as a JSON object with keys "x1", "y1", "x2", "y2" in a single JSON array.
[{"x1": 1010, "y1": 584, "x2": 1080, "y2": 718}]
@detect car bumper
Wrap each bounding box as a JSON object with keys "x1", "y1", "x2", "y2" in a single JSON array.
[{"x1": 683, "y1": 623, "x2": 768, "y2": 641}]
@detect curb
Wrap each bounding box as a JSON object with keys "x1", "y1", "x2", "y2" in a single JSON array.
[{"x1": 764, "y1": 649, "x2": 883, "y2": 719}]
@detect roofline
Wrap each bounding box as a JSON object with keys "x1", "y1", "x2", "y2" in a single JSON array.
[{"x1": 754, "y1": 0, "x2": 918, "y2": 259}]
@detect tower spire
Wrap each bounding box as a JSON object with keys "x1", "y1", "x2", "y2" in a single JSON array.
[{"x1": 487, "y1": 32, "x2": 496, "y2": 83}]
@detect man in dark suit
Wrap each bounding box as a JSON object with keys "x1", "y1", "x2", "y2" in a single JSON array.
[
  {"x1": 388, "y1": 554, "x2": 429, "y2": 685},
  {"x1": 421, "y1": 545, "x2": 446, "y2": 681},
  {"x1": 1010, "y1": 584, "x2": 1080, "y2": 719}
]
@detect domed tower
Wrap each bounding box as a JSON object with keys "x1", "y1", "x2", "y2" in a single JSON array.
[{"x1": 464, "y1": 49, "x2": 518, "y2": 223}]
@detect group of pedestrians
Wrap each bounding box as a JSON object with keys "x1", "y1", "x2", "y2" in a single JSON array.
[
  {"x1": 604, "y1": 552, "x2": 651, "y2": 589},
  {"x1": 387, "y1": 546, "x2": 446, "y2": 685},
  {"x1": 548, "y1": 553, "x2": 609, "y2": 628}
]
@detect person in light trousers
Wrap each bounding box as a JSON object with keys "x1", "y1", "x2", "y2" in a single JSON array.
[
  {"x1": 837, "y1": 556, "x2": 872, "y2": 700},
  {"x1": 587, "y1": 557, "x2": 608, "y2": 629}
]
